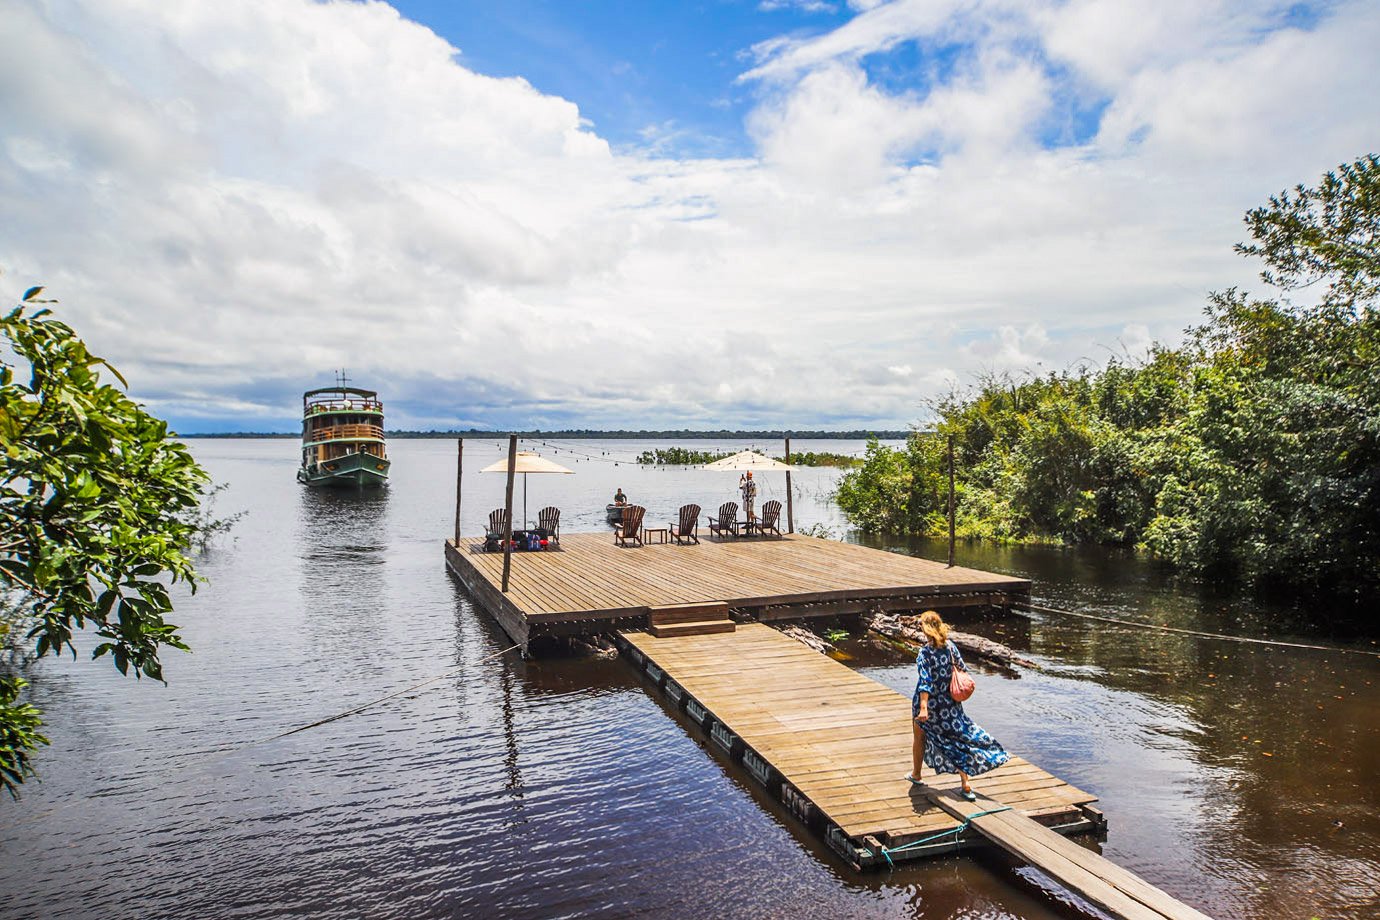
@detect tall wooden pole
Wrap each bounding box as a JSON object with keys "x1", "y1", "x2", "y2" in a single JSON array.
[
  {"x1": 784, "y1": 436, "x2": 794, "y2": 534},
  {"x1": 453, "y1": 438, "x2": 464, "y2": 545},
  {"x1": 947, "y1": 434, "x2": 956, "y2": 568},
  {"x1": 501, "y1": 434, "x2": 517, "y2": 593}
]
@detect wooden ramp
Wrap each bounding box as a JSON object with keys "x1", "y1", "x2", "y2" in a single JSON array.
[
  {"x1": 616, "y1": 624, "x2": 1211, "y2": 919},
  {"x1": 927, "y1": 789, "x2": 1212, "y2": 920}
]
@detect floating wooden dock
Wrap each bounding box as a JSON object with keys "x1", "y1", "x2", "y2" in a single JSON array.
[
  {"x1": 443, "y1": 531, "x2": 1029, "y2": 649},
  {"x1": 617, "y1": 623, "x2": 1211, "y2": 919},
  {"x1": 444, "y1": 531, "x2": 1210, "y2": 916}
]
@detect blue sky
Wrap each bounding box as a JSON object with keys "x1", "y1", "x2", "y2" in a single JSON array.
[
  {"x1": 1, "y1": 0, "x2": 1376, "y2": 432},
  {"x1": 391, "y1": 0, "x2": 849, "y2": 157}
]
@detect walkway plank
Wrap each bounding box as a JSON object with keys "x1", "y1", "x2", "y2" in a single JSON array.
[{"x1": 615, "y1": 625, "x2": 1211, "y2": 919}]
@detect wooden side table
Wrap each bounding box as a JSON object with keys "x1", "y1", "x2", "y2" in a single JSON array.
[{"x1": 642, "y1": 527, "x2": 670, "y2": 545}]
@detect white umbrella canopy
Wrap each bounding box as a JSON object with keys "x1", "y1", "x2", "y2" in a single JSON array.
[
  {"x1": 481, "y1": 451, "x2": 574, "y2": 528},
  {"x1": 703, "y1": 450, "x2": 794, "y2": 528},
  {"x1": 702, "y1": 450, "x2": 794, "y2": 471},
  {"x1": 480, "y1": 452, "x2": 576, "y2": 476}
]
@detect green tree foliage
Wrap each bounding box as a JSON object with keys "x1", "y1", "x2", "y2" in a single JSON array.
[
  {"x1": 0, "y1": 296, "x2": 210, "y2": 797},
  {"x1": 638, "y1": 446, "x2": 861, "y2": 467},
  {"x1": 1237, "y1": 153, "x2": 1380, "y2": 308},
  {"x1": 0, "y1": 676, "x2": 47, "y2": 796},
  {"x1": 837, "y1": 155, "x2": 1380, "y2": 600}
]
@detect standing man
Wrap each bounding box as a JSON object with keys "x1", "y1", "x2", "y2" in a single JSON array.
[{"x1": 740, "y1": 471, "x2": 758, "y2": 525}]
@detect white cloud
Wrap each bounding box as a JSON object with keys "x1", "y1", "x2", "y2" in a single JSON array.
[{"x1": 1, "y1": 0, "x2": 1377, "y2": 430}]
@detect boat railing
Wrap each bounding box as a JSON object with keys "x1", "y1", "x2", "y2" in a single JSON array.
[
  {"x1": 305, "y1": 400, "x2": 383, "y2": 414},
  {"x1": 309, "y1": 423, "x2": 385, "y2": 442}
]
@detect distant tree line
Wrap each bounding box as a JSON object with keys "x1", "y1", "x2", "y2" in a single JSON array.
[
  {"x1": 188, "y1": 429, "x2": 909, "y2": 440},
  {"x1": 837, "y1": 155, "x2": 1380, "y2": 603}
]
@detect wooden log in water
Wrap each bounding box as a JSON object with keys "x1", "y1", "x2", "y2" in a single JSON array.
[
  {"x1": 777, "y1": 623, "x2": 833, "y2": 654},
  {"x1": 863, "y1": 611, "x2": 1039, "y2": 670}
]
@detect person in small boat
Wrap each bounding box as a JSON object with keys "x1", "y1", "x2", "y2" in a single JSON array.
[
  {"x1": 613, "y1": 488, "x2": 627, "y2": 506},
  {"x1": 909, "y1": 610, "x2": 1009, "y2": 801}
]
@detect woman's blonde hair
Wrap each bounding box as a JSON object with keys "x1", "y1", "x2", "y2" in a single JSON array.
[{"x1": 919, "y1": 610, "x2": 949, "y2": 647}]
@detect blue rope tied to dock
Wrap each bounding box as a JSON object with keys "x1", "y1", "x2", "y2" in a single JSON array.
[{"x1": 879, "y1": 806, "x2": 1013, "y2": 869}]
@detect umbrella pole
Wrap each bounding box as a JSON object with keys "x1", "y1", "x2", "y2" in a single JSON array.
[
  {"x1": 785, "y1": 436, "x2": 794, "y2": 533},
  {"x1": 501, "y1": 434, "x2": 517, "y2": 592}
]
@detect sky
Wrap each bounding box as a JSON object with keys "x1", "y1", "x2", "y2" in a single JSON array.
[{"x1": 1, "y1": 0, "x2": 1377, "y2": 433}]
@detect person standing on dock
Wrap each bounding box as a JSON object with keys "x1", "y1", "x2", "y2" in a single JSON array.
[
  {"x1": 739, "y1": 471, "x2": 757, "y2": 522},
  {"x1": 908, "y1": 610, "x2": 1009, "y2": 800}
]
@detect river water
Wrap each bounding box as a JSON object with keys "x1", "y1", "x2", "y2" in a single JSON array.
[{"x1": 2, "y1": 438, "x2": 1377, "y2": 920}]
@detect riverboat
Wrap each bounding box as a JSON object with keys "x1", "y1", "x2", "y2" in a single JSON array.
[{"x1": 297, "y1": 383, "x2": 390, "y2": 487}]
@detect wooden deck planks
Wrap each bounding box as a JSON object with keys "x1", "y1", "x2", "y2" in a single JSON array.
[
  {"x1": 620, "y1": 625, "x2": 1097, "y2": 846},
  {"x1": 619, "y1": 625, "x2": 1210, "y2": 919},
  {"x1": 446, "y1": 531, "x2": 1029, "y2": 626}
]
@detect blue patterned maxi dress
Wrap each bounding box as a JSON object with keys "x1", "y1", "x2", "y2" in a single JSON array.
[{"x1": 913, "y1": 641, "x2": 1010, "y2": 777}]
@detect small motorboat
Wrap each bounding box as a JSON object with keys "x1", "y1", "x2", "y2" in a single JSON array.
[{"x1": 606, "y1": 504, "x2": 624, "y2": 524}]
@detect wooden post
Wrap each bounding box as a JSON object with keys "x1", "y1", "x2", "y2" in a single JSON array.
[
  {"x1": 453, "y1": 438, "x2": 463, "y2": 545},
  {"x1": 784, "y1": 436, "x2": 794, "y2": 534},
  {"x1": 947, "y1": 434, "x2": 956, "y2": 568},
  {"x1": 501, "y1": 434, "x2": 517, "y2": 593}
]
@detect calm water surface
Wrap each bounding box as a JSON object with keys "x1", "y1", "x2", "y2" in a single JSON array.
[{"x1": 2, "y1": 439, "x2": 1377, "y2": 920}]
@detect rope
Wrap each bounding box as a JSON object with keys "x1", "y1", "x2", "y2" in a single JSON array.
[
  {"x1": 1020, "y1": 602, "x2": 1380, "y2": 659},
  {"x1": 522, "y1": 438, "x2": 646, "y2": 465},
  {"x1": 880, "y1": 805, "x2": 1013, "y2": 869},
  {"x1": 243, "y1": 641, "x2": 524, "y2": 748}
]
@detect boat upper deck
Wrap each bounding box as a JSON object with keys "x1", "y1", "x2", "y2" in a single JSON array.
[{"x1": 444, "y1": 532, "x2": 1029, "y2": 645}]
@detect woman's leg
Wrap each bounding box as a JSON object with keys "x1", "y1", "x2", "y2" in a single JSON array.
[
  {"x1": 959, "y1": 770, "x2": 972, "y2": 793},
  {"x1": 912, "y1": 721, "x2": 926, "y2": 778}
]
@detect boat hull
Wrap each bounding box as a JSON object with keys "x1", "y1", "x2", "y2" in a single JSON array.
[{"x1": 298, "y1": 452, "x2": 390, "y2": 488}]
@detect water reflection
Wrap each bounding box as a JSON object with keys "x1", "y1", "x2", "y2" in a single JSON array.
[{"x1": 296, "y1": 486, "x2": 390, "y2": 657}]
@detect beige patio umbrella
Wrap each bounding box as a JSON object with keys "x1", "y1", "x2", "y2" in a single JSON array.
[
  {"x1": 702, "y1": 450, "x2": 795, "y2": 524},
  {"x1": 481, "y1": 451, "x2": 574, "y2": 528},
  {"x1": 702, "y1": 450, "x2": 794, "y2": 473}
]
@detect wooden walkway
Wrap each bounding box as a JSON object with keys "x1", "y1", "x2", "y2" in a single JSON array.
[
  {"x1": 444, "y1": 532, "x2": 1028, "y2": 648},
  {"x1": 928, "y1": 789, "x2": 1212, "y2": 920},
  {"x1": 617, "y1": 625, "x2": 1211, "y2": 919}
]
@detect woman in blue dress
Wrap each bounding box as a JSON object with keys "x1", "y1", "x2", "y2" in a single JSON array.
[{"x1": 908, "y1": 610, "x2": 1009, "y2": 801}]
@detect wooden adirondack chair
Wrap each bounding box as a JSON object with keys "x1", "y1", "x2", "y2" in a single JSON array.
[
  {"x1": 670, "y1": 503, "x2": 700, "y2": 545},
  {"x1": 486, "y1": 508, "x2": 510, "y2": 552},
  {"x1": 758, "y1": 500, "x2": 783, "y2": 537},
  {"x1": 614, "y1": 505, "x2": 646, "y2": 547},
  {"x1": 538, "y1": 506, "x2": 561, "y2": 545},
  {"x1": 707, "y1": 502, "x2": 739, "y2": 539}
]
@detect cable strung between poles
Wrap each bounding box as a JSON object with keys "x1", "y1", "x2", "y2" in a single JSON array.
[{"x1": 1021, "y1": 602, "x2": 1380, "y2": 658}]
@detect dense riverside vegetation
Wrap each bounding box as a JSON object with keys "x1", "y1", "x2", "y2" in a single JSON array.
[
  {"x1": 637, "y1": 447, "x2": 733, "y2": 465},
  {"x1": 636, "y1": 447, "x2": 860, "y2": 467},
  {"x1": 1, "y1": 295, "x2": 211, "y2": 797},
  {"x1": 838, "y1": 156, "x2": 1380, "y2": 601}
]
